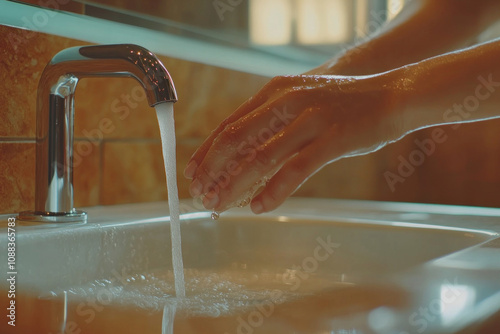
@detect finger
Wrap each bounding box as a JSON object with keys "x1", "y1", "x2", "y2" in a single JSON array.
[
  {"x1": 185, "y1": 76, "x2": 309, "y2": 179},
  {"x1": 184, "y1": 93, "x2": 269, "y2": 179},
  {"x1": 189, "y1": 93, "x2": 305, "y2": 199},
  {"x1": 250, "y1": 130, "x2": 345, "y2": 214},
  {"x1": 204, "y1": 107, "x2": 323, "y2": 211}
]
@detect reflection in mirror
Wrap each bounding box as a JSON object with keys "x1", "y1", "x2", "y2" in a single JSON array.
[{"x1": 15, "y1": 0, "x2": 408, "y2": 70}]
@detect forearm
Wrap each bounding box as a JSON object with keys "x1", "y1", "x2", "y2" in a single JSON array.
[
  {"x1": 311, "y1": 0, "x2": 500, "y2": 76},
  {"x1": 187, "y1": 26, "x2": 500, "y2": 214},
  {"x1": 394, "y1": 38, "x2": 500, "y2": 135}
]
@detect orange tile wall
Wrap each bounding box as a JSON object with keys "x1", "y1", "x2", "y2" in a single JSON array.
[{"x1": 1, "y1": 23, "x2": 500, "y2": 215}]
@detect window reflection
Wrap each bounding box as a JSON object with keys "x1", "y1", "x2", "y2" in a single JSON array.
[
  {"x1": 387, "y1": 0, "x2": 405, "y2": 20},
  {"x1": 440, "y1": 284, "x2": 476, "y2": 326},
  {"x1": 297, "y1": 0, "x2": 351, "y2": 44},
  {"x1": 249, "y1": 0, "x2": 293, "y2": 45},
  {"x1": 250, "y1": 0, "x2": 406, "y2": 46}
]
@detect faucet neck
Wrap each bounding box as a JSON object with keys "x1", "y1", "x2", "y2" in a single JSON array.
[
  {"x1": 27, "y1": 44, "x2": 177, "y2": 220},
  {"x1": 35, "y1": 75, "x2": 79, "y2": 214}
]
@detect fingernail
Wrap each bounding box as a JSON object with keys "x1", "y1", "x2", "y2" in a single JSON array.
[
  {"x1": 184, "y1": 161, "x2": 197, "y2": 179},
  {"x1": 251, "y1": 201, "x2": 264, "y2": 214},
  {"x1": 189, "y1": 179, "x2": 203, "y2": 197},
  {"x1": 203, "y1": 192, "x2": 219, "y2": 209}
]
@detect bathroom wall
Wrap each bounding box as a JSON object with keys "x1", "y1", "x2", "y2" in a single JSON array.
[
  {"x1": 2, "y1": 20, "x2": 500, "y2": 215},
  {"x1": 0, "y1": 23, "x2": 268, "y2": 214}
]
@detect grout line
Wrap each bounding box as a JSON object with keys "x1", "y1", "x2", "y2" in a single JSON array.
[
  {"x1": 177, "y1": 137, "x2": 204, "y2": 146},
  {"x1": 0, "y1": 137, "x2": 202, "y2": 145},
  {"x1": 98, "y1": 141, "x2": 105, "y2": 206},
  {"x1": 0, "y1": 138, "x2": 36, "y2": 143},
  {"x1": 78, "y1": 138, "x2": 162, "y2": 144}
]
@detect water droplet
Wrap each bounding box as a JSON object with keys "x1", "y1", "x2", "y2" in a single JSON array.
[
  {"x1": 211, "y1": 211, "x2": 220, "y2": 220},
  {"x1": 237, "y1": 197, "x2": 251, "y2": 208}
]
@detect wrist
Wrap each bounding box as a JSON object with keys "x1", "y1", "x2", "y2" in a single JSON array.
[
  {"x1": 391, "y1": 41, "x2": 500, "y2": 134},
  {"x1": 371, "y1": 66, "x2": 417, "y2": 141},
  {"x1": 308, "y1": 46, "x2": 374, "y2": 76}
]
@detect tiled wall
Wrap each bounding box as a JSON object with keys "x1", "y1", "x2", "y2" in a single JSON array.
[
  {"x1": 2, "y1": 23, "x2": 500, "y2": 215},
  {"x1": 0, "y1": 24, "x2": 268, "y2": 213}
]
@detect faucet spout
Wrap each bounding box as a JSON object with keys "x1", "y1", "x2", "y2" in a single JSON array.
[
  {"x1": 24, "y1": 44, "x2": 177, "y2": 222},
  {"x1": 43, "y1": 44, "x2": 178, "y2": 106}
]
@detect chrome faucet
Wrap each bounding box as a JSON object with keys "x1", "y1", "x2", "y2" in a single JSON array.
[{"x1": 19, "y1": 44, "x2": 178, "y2": 223}]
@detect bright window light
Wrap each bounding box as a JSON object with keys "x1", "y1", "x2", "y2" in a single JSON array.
[
  {"x1": 440, "y1": 284, "x2": 476, "y2": 326},
  {"x1": 355, "y1": 0, "x2": 369, "y2": 39},
  {"x1": 387, "y1": 0, "x2": 405, "y2": 21},
  {"x1": 296, "y1": 0, "x2": 351, "y2": 44},
  {"x1": 249, "y1": 0, "x2": 293, "y2": 45}
]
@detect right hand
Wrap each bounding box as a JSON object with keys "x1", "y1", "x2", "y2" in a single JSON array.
[{"x1": 184, "y1": 71, "x2": 408, "y2": 214}]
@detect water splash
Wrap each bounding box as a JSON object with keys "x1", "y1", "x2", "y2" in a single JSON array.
[
  {"x1": 155, "y1": 102, "x2": 185, "y2": 298},
  {"x1": 237, "y1": 197, "x2": 251, "y2": 208},
  {"x1": 211, "y1": 211, "x2": 220, "y2": 220},
  {"x1": 61, "y1": 268, "x2": 331, "y2": 317},
  {"x1": 222, "y1": 175, "x2": 272, "y2": 212}
]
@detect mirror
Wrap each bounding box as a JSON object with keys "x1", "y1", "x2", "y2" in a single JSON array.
[{"x1": 17, "y1": 0, "x2": 408, "y2": 71}]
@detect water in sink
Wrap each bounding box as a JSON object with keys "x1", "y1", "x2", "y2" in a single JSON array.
[
  {"x1": 43, "y1": 267, "x2": 362, "y2": 334},
  {"x1": 155, "y1": 103, "x2": 185, "y2": 298},
  {"x1": 27, "y1": 267, "x2": 405, "y2": 334},
  {"x1": 61, "y1": 269, "x2": 312, "y2": 316}
]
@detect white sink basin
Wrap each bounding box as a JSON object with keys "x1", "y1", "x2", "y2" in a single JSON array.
[{"x1": 1, "y1": 198, "x2": 500, "y2": 334}]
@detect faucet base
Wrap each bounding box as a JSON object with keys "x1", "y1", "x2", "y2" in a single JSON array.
[{"x1": 18, "y1": 210, "x2": 87, "y2": 224}]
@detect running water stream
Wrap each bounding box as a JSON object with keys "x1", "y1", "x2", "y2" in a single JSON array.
[{"x1": 155, "y1": 102, "x2": 186, "y2": 298}]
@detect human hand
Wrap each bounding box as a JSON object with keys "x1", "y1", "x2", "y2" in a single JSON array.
[{"x1": 184, "y1": 73, "x2": 406, "y2": 214}]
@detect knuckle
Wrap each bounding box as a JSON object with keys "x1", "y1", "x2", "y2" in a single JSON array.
[
  {"x1": 273, "y1": 89, "x2": 305, "y2": 109},
  {"x1": 269, "y1": 75, "x2": 288, "y2": 85},
  {"x1": 264, "y1": 75, "x2": 293, "y2": 93},
  {"x1": 216, "y1": 125, "x2": 240, "y2": 146}
]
